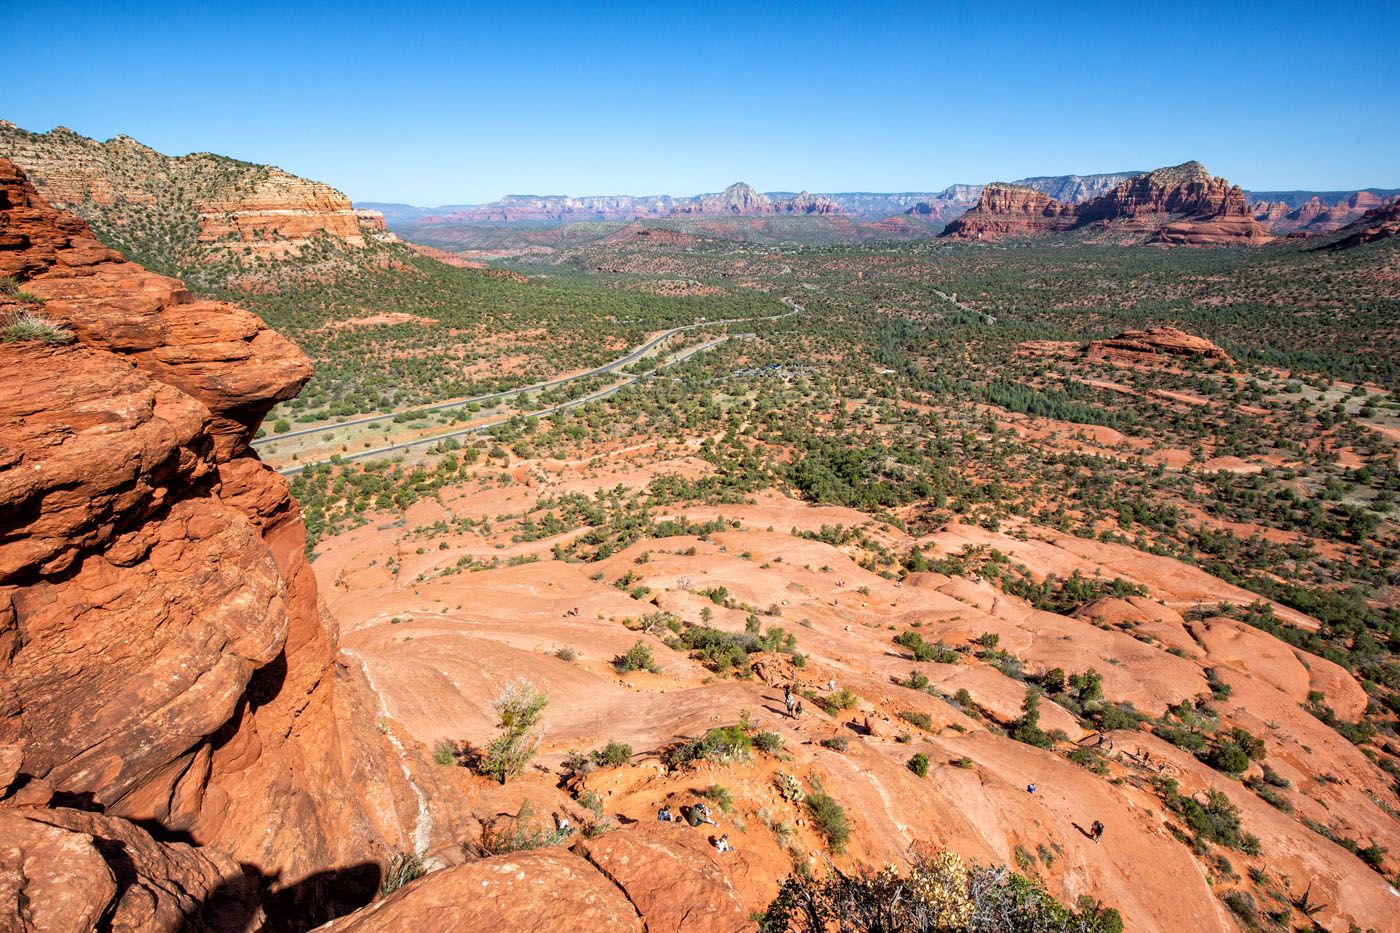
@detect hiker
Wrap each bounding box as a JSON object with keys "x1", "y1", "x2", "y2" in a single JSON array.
[
  {"x1": 1026, "y1": 783, "x2": 1037, "y2": 795},
  {"x1": 556, "y1": 815, "x2": 572, "y2": 834},
  {"x1": 714, "y1": 834, "x2": 733, "y2": 853},
  {"x1": 695, "y1": 802, "x2": 719, "y2": 827},
  {"x1": 785, "y1": 687, "x2": 797, "y2": 717},
  {"x1": 657, "y1": 804, "x2": 674, "y2": 823},
  {"x1": 681, "y1": 805, "x2": 703, "y2": 827},
  {"x1": 826, "y1": 678, "x2": 836, "y2": 692},
  {"x1": 1091, "y1": 820, "x2": 1105, "y2": 844}
]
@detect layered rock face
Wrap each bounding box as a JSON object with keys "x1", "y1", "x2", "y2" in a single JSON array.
[
  {"x1": 1084, "y1": 326, "x2": 1233, "y2": 365},
  {"x1": 940, "y1": 182, "x2": 1077, "y2": 238},
  {"x1": 0, "y1": 159, "x2": 430, "y2": 928},
  {"x1": 0, "y1": 122, "x2": 386, "y2": 266},
  {"x1": 943, "y1": 162, "x2": 1273, "y2": 246}
]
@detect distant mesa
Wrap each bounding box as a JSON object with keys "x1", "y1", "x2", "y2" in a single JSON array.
[
  {"x1": 1084, "y1": 326, "x2": 1234, "y2": 365},
  {"x1": 942, "y1": 162, "x2": 1274, "y2": 247}
]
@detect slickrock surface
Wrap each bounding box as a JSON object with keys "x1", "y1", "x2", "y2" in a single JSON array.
[{"x1": 315, "y1": 849, "x2": 644, "y2": 931}]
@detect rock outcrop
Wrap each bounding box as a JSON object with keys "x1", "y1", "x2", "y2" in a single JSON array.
[
  {"x1": 942, "y1": 162, "x2": 1273, "y2": 246},
  {"x1": 1084, "y1": 326, "x2": 1233, "y2": 365},
  {"x1": 940, "y1": 182, "x2": 1077, "y2": 239},
  {"x1": 0, "y1": 122, "x2": 386, "y2": 268},
  {"x1": 1324, "y1": 197, "x2": 1400, "y2": 250},
  {"x1": 0, "y1": 158, "x2": 434, "y2": 928}
]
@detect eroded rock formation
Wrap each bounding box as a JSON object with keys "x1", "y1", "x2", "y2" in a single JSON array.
[
  {"x1": 943, "y1": 162, "x2": 1273, "y2": 246},
  {"x1": 0, "y1": 158, "x2": 435, "y2": 928},
  {"x1": 1084, "y1": 326, "x2": 1233, "y2": 365}
]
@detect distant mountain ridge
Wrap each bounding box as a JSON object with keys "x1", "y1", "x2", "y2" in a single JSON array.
[
  {"x1": 368, "y1": 173, "x2": 1147, "y2": 226},
  {"x1": 408, "y1": 183, "x2": 842, "y2": 223}
]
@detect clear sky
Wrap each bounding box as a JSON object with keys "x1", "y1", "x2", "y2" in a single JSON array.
[{"x1": 12, "y1": 0, "x2": 1399, "y2": 204}]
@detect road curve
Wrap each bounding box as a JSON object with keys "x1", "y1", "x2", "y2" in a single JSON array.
[
  {"x1": 274, "y1": 298, "x2": 801, "y2": 476},
  {"x1": 256, "y1": 299, "x2": 801, "y2": 446}
]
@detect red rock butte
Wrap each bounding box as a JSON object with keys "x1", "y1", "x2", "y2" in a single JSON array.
[{"x1": 943, "y1": 162, "x2": 1274, "y2": 246}]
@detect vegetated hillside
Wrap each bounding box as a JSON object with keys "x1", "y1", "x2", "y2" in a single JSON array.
[
  {"x1": 944, "y1": 162, "x2": 1273, "y2": 246},
  {"x1": 0, "y1": 120, "x2": 394, "y2": 289}
]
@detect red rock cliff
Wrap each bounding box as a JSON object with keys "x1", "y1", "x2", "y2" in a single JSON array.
[
  {"x1": 940, "y1": 183, "x2": 1076, "y2": 239},
  {"x1": 0, "y1": 158, "x2": 437, "y2": 928}
]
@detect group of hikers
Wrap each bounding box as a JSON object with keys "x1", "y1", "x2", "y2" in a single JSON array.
[{"x1": 657, "y1": 800, "x2": 732, "y2": 853}]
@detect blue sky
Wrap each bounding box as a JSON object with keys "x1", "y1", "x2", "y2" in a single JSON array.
[{"x1": 13, "y1": 1, "x2": 1399, "y2": 203}]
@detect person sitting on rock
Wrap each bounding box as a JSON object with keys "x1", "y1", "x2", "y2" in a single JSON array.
[
  {"x1": 714, "y1": 834, "x2": 733, "y2": 853},
  {"x1": 694, "y1": 802, "x2": 719, "y2": 827},
  {"x1": 1026, "y1": 783, "x2": 1037, "y2": 794},
  {"x1": 657, "y1": 804, "x2": 674, "y2": 822}
]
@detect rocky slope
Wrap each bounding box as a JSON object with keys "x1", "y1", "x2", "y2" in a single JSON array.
[
  {"x1": 0, "y1": 122, "x2": 391, "y2": 274},
  {"x1": 0, "y1": 158, "x2": 452, "y2": 929},
  {"x1": 944, "y1": 162, "x2": 1273, "y2": 246}
]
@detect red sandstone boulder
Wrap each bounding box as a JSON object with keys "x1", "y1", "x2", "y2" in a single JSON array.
[
  {"x1": 0, "y1": 807, "x2": 256, "y2": 931},
  {"x1": 314, "y1": 850, "x2": 643, "y2": 932},
  {"x1": 575, "y1": 824, "x2": 752, "y2": 931}
]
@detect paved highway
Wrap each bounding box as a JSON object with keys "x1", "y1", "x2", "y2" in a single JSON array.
[
  {"x1": 274, "y1": 298, "x2": 801, "y2": 476},
  {"x1": 255, "y1": 299, "x2": 801, "y2": 447}
]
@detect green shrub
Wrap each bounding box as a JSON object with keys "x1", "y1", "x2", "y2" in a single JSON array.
[
  {"x1": 894, "y1": 630, "x2": 959, "y2": 663},
  {"x1": 898, "y1": 710, "x2": 933, "y2": 730},
  {"x1": 482, "y1": 680, "x2": 549, "y2": 783},
  {"x1": 614, "y1": 639, "x2": 659, "y2": 673},
  {"x1": 666, "y1": 723, "x2": 753, "y2": 768},
  {"x1": 753, "y1": 730, "x2": 784, "y2": 754},
  {"x1": 589, "y1": 740, "x2": 633, "y2": 768},
  {"x1": 705, "y1": 784, "x2": 735, "y2": 813},
  {"x1": 907, "y1": 753, "x2": 929, "y2": 777},
  {"x1": 806, "y1": 789, "x2": 851, "y2": 852}
]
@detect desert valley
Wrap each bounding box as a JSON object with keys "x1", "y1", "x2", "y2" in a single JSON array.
[{"x1": 2, "y1": 9, "x2": 1399, "y2": 930}]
